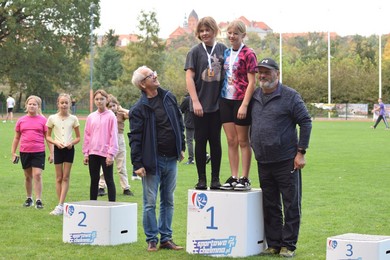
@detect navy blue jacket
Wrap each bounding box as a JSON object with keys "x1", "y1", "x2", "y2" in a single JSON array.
[
  {"x1": 128, "y1": 87, "x2": 185, "y2": 174},
  {"x1": 250, "y1": 82, "x2": 312, "y2": 164}
]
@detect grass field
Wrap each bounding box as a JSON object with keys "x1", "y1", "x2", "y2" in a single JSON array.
[{"x1": 0, "y1": 117, "x2": 389, "y2": 259}]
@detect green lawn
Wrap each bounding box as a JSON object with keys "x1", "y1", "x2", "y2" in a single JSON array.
[{"x1": 0, "y1": 118, "x2": 389, "y2": 259}]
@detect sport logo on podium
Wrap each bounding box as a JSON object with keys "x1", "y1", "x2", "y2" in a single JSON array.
[
  {"x1": 191, "y1": 192, "x2": 208, "y2": 210},
  {"x1": 64, "y1": 204, "x2": 75, "y2": 216}
]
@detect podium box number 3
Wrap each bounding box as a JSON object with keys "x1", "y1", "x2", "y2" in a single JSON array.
[
  {"x1": 186, "y1": 189, "x2": 265, "y2": 257},
  {"x1": 326, "y1": 233, "x2": 390, "y2": 260}
]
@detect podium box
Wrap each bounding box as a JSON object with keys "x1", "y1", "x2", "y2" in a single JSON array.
[
  {"x1": 63, "y1": 200, "x2": 137, "y2": 245},
  {"x1": 186, "y1": 188, "x2": 265, "y2": 257},
  {"x1": 326, "y1": 233, "x2": 390, "y2": 260}
]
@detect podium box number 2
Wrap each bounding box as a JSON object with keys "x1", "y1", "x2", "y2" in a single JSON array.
[
  {"x1": 63, "y1": 200, "x2": 137, "y2": 246},
  {"x1": 186, "y1": 189, "x2": 265, "y2": 257}
]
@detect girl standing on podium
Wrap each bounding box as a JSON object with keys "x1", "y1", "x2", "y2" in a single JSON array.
[
  {"x1": 184, "y1": 16, "x2": 227, "y2": 190},
  {"x1": 219, "y1": 20, "x2": 257, "y2": 191}
]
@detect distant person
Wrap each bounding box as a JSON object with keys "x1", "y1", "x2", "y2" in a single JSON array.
[
  {"x1": 184, "y1": 16, "x2": 227, "y2": 190},
  {"x1": 98, "y1": 94, "x2": 134, "y2": 196},
  {"x1": 180, "y1": 93, "x2": 195, "y2": 165},
  {"x1": 3, "y1": 94, "x2": 16, "y2": 123},
  {"x1": 180, "y1": 93, "x2": 212, "y2": 166},
  {"x1": 128, "y1": 65, "x2": 185, "y2": 252},
  {"x1": 371, "y1": 98, "x2": 389, "y2": 129},
  {"x1": 71, "y1": 97, "x2": 76, "y2": 114},
  {"x1": 11, "y1": 95, "x2": 54, "y2": 209},
  {"x1": 251, "y1": 58, "x2": 312, "y2": 257},
  {"x1": 219, "y1": 20, "x2": 257, "y2": 191},
  {"x1": 46, "y1": 93, "x2": 80, "y2": 215},
  {"x1": 83, "y1": 89, "x2": 118, "y2": 202}
]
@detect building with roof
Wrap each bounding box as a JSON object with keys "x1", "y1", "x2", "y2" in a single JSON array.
[
  {"x1": 102, "y1": 10, "x2": 274, "y2": 47},
  {"x1": 166, "y1": 10, "x2": 273, "y2": 44}
]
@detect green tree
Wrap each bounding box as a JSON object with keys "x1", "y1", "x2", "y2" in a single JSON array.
[
  {"x1": 351, "y1": 35, "x2": 377, "y2": 65},
  {"x1": 282, "y1": 59, "x2": 328, "y2": 103},
  {"x1": 0, "y1": 0, "x2": 100, "y2": 109},
  {"x1": 112, "y1": 10, "x2": 165, "y2": 107},
  {"x1": 94, "y1": 30, "x2": 123, "y2": 90}
]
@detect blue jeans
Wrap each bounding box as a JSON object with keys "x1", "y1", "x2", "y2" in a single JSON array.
[{"x1": 142, "y1": 155, "x2": 177, "y2": 243}]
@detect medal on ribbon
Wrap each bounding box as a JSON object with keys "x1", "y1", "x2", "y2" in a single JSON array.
[{"x1": 208, "y1": 68, "x2": 214, "y2": 77}]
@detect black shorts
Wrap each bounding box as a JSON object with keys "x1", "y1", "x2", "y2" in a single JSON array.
[
  {"x1": 7, "y1": 107, "x2": 13, "y2": 113},
  {"x1": 54, "y1": 146, "x2": 75, "y2": 164},
  {"x1": 219, "y1": 98, "x2": 251, "y2": 126},
  {"x1": 20, "y1": 152, "x2": 45, "y2": 170}
]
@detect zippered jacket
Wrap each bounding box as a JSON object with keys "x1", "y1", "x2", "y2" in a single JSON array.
[
  {"x1": 250, "y1": 82, "x2": 312, "y2": 163},
  {"x1": 128, "y1": 87, "x2": 185, "y2": 174}
]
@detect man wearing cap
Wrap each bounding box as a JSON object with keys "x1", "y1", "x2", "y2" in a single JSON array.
[{"x1": 250, "y1": 58, "x2": 312, "y2": 257}]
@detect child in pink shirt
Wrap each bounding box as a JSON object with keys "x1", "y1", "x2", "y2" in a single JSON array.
[{"x1": 11, "y1": 95, "x2": 53, "y2": 209}]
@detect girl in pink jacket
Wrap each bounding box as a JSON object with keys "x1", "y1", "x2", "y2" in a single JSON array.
[{"x1": 82, "y1": 89, "x2": 118, "y2": 201}]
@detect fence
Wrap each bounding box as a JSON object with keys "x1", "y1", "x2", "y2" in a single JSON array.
[
  {"x1": 0, "y1": 96, "x2": 92, "y2": 116},
  {"x1": 302, "y1": 103, "x2": 373, "y2": 120}
]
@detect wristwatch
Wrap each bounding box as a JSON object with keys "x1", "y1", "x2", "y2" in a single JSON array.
[{"x1": 297, "y1": 149, "x2": 306, "y2": 155}]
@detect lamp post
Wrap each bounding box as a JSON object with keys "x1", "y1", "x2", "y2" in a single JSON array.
[
  {"x1": 279, "y1": 31, "x2": 283, "y2": 83},
  {"x1": 89, "y1": 3, "x2": 95, "y2": 113}
]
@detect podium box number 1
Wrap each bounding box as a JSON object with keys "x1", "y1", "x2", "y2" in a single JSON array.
[{"x1": 186, "y1": 188, "x2": 265, "y2": 257}]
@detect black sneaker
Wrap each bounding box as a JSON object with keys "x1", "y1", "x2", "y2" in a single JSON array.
[
  {"x1": 210, "y1": 179, "x2": 221, "y2": 190},
  {"x1": 98, "y1": 188, "x2": 106, "y2": 196},
  {"x1": 123, "y1": 189, "x2": 134, "y2": 196},
  {"x1": 195, "y1": 179, "x2": 207, "y2": 190},
  {"x1": 23, "y1": 198, "x2": 34, "y2": 207},
  {"x1": 35, "y1": 200, "x2": 44, "y2": 209},
  {"x1": 220, "y1": 176, "x2": 239, "y2": 190},
  {"x1": 234, "y1": 176, "x2": 251, "y2": 191},
  {"x1": 185, "y1": 159, "x2": 194, "y2": 165}
]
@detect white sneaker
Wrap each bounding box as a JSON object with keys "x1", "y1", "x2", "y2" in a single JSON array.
[
  {"x1": 50, "y1": 205, "x2": 64, "y2": 216},
  {"x1": 132, "y1": 176, "x2": 142, "y2": 180}
]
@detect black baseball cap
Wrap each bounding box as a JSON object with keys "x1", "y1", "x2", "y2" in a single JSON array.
[{"x1": 257, "y1": 58, "x2": 279, "y2": 70}]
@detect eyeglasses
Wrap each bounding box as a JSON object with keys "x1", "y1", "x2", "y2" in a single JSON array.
[{"x1": 142, "y1": 71, "x2": 157, "y2": 81}]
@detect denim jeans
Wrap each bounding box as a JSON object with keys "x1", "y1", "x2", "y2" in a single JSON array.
[{"x1": 142, "y1": 155, "x2": 177, "y2": 243}]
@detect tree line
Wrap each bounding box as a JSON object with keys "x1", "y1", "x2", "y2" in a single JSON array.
[{"x1": 1, "y1": 1, "x2": 390, "y2": 112}]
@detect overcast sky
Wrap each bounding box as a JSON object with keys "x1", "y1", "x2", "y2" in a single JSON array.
[{"x1": 96, "y1": 0, "x2": 389, "y2": 37}]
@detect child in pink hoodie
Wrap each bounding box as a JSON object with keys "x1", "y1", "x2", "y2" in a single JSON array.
[{"x1": 83, "y1": 89, "x2": 118, "y2": 201}]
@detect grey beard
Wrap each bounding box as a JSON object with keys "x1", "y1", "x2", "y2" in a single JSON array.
[{"x1": 260, "y1": 79, "x2": 278, "y2": 90}]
